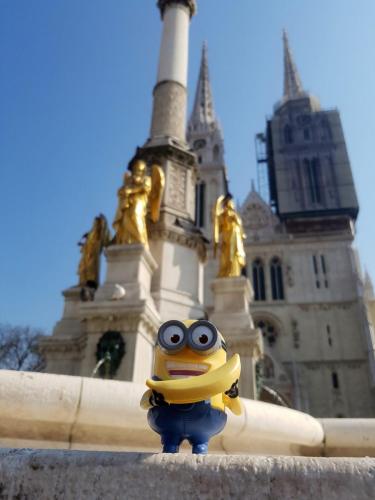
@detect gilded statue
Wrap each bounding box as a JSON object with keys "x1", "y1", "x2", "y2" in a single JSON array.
[
  {"x1": 113, "y1": 159, "x2": 165, "y2": 247},
  {"x1": 78, "y1": 214, "x2": 111, "y2": 288},
  {"x1": 213, "y1": 195, "x2": 246, "y2": 278}
]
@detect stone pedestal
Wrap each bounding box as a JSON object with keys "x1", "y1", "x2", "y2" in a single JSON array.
[
  {"x1": 209, "y1": 276, "x2": 263, "y2": 400},
  {"x1": 39, "y1": 287, "x2": 86, "y2": 376},
  {"x1": 79, "y1": 245, "x2": 161, "y2": 383}
]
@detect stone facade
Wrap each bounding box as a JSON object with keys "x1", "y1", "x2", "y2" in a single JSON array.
[
  {"x1": 190, "y1": 35, "x2": 375, "y2": 417},
  {"x1": 241, "y1": 190, "x2": 375, "y2": 416}
]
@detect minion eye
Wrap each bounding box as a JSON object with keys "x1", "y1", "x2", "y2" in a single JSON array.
[
  {"x1": 158, "y1": 321, "x2": 186, "y2": 352},
  {"x1": 189, "y1": 322, "x2": 219, "y2": 353}
]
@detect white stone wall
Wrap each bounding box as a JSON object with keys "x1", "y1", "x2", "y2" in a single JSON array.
[{"x1": 242, "y1": 226, "x2": 375, "y2": 417}]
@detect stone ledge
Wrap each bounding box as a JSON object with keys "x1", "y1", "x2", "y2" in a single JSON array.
[{"x1": 0, "y1": 450, "x2": 374, "y2": 500}]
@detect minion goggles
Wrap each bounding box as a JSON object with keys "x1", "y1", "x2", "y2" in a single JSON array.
[{"x1": 157, "y1": 320, "x2": 227, "y2": 355}]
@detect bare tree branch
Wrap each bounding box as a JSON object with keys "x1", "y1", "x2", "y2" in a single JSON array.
[{"x1": 0, "y1": 324, "x2": 47, "y2": 372}]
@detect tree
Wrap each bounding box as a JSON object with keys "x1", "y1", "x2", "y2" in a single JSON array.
[{"x1": 0, "y1": 324, "x2": 46, "y2": 372}]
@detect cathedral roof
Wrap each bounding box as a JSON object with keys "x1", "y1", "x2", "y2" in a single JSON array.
[{"x1": 241, "y1": 182, "x2": 279, "y2": 236}]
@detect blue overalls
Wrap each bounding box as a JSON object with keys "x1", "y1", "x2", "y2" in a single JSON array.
[{"x1": 148, "y1": 400, "x2": 227, "y2": 454}]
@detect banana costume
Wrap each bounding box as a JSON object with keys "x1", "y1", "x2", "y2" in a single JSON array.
[{"x1": 140, "y1": 320, "x2": 242, "y2": 454}]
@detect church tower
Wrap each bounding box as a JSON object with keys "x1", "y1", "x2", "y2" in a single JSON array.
[
  {"x1": 187, "y1": 43, "x2": 228, "y2": 240},
  {"x1": 187, "y1": 44, "x2": 229, "y2": 311},
  {"x1": 243, "y1": 31, "x2": 375, "y2": 416},
  {"x1": 266, "y1": 31, "x2": 359, "y2": 232}
]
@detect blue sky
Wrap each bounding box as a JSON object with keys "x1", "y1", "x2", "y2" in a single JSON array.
[{"x1": 0, "y1": 0, "x2": 374, "y2": 332}]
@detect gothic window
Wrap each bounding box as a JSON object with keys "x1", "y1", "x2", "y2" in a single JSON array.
[
  {"x1": 312, "y1": 255, "x2": 320, "y2": 289},
  {"x1": 270, "y1": 257, "x2": 284, "y2": 300},
  {"x1": 252, "y1": 259, "x2": 266, "y2": 301},
  {"x1": 305, "y1": 158, "x2": 322, "y2": 204},
  {"x1": 321, "y1": 254, "x2": 329, "y2": 288},
  {"x1": 332, "y1": 371, "x2": 340, "y2": 390},
  {"x1": 255, "y1": 319, "x2": 279, "y2": 347},
  {"x1": 195, "y1": 182, "x2": 206, "y2": 228},
  {"x1": 284, "y1": 124, "x2": 293, "y2": 144},
  {"x1": 213, "y1": 144, "x2": 220, "y2": 162},
  {"x1": 327, "y1": 325, "x2": 333, "y2": 347}
]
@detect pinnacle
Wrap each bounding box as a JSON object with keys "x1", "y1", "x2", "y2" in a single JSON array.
[
  {"x1": 283, "y1": 30, "x2": 304, "y2": 100},
  {"x1": 189, "y1": 42, "x2": 217, "y2": 129}
]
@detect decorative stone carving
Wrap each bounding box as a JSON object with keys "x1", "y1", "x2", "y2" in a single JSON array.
[
  {"x1": 242, "y1": 203, "x2": 272, "y2": 230},
  {"x1": 150, "y1": 82, "x2": 187, "y2": 143},
  {"x1": 149, "y1": 226, "x2": 206, "y2": 262},
  {"x1": 168, "y1": 164, "x2": 186, "y2": 211}
]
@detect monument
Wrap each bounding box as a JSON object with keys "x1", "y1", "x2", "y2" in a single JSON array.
[{"x1": 40, "y1": 0, "x2": 262, "y2": 399}]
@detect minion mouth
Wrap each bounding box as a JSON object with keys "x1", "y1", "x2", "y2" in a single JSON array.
[{"x1": 166, "y1": 361, "x2": 209, "y2": 379}]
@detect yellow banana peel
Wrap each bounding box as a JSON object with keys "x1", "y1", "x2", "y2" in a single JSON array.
[{"x1": 146, "y1": 354, "x2": 241, "y2": 404}]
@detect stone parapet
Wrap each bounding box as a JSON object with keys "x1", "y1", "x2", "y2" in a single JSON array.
[{"x1": 0, "y1": 450, "x2": 374, "y2": 500}]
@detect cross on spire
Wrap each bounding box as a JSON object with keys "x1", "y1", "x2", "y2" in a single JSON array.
[{"x1": 283, "y1": 30, "x2": 304, "y2": 100}]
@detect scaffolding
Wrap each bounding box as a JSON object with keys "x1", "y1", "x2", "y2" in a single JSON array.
[{"x1": 255, "y1": 132, "x2": 270, "y2": 203}]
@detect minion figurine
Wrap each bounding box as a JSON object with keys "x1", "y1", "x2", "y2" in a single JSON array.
[{"x1": 140, "y1": 320, "x2": 242, "y2": 454}]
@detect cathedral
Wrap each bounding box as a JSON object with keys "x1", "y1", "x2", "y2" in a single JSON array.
[{"x1": 40, "y1": 0, "x2": 375, "y2": 418}]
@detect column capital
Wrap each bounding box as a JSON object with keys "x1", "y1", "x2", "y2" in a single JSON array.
[{"x1": 157, "y1": 0, "x2": 196, "y2": 19}]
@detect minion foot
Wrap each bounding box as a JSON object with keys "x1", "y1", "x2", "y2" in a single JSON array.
[{"x1": 192, "y1": 443, "x2": 208, "y2": 455}]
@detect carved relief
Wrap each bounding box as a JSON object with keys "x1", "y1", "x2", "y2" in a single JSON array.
[
  {"x1": 242, "y1": 203, "x2": 271, "y2": 230},
  {"x1": 151, "y1": 82, "x2": 187, "y2": 142},
  {"x1": 168, "y1": 164, "x2": 187, "y2": 211}
]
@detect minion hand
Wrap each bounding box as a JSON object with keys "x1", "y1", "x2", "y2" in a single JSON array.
[
  {"x1": 225, "y1": 379, "x2": 239, "y2": 399},
  {"x1": 150, "y1": 390, "x2": 169, "y2": 407}
]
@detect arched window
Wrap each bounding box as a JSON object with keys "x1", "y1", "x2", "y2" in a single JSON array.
[
  {"x1": 284, "y1": 124, "x2": 293, "y2": 144},
  {"x1": 270, "y1": 257, "x2": 284, "y2": 300},
  {"x1": 305, "y1": 158, "x2": 322, "y2": 204},
  {"x1": 252, "y1": 259, "x2": 266, "y2": 301},
  {"x1": 195, "y1": 181, "x2": 206, "y2": 228},
  {"x1": 332, "y1": 371, "x2": 340, "y2": 390},
  {"x1": 255, "y1": 319, "x2": 279, "y2": 347}
]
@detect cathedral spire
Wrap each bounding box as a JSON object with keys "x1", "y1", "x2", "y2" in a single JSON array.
[
  {"x1": 189, "y1": 42, "x2": 217, "y2": 129},
  {"x1": 283, "y1": 30, "x2": 304, "y2": 100}
]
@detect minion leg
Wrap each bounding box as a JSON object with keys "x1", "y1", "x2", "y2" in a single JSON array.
[{"x1": 161, "y1": 434, "x2": 182, "y2": 454}]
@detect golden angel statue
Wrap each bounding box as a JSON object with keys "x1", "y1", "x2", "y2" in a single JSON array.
[
  {"x1": 213, "y1": 195, "x2": 246, "y2": 278},
  {"x1": 78, "y1": 214, "x2": 111, "y2": 288},
  {"x1": 113, "y1": 159, "x2": 165, "y2": 247}
]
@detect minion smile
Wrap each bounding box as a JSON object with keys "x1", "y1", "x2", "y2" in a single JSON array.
[{"x1": 166, "y1": 361, "x2": 209, "y2": 379}]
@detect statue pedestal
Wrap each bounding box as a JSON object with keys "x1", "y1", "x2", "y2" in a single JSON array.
[
  {"x1": 95, "y1": 244, "x2": 157, "y2": 304},
  {"x1": 209, "y1": 276, "x2": 263, "y2": 400},
  {"x1": 39, "y1": 287, "x2": 85, "y2": 376},
  {"x1": 78, "y1": 244, "x2": 161, "y2": 383}
]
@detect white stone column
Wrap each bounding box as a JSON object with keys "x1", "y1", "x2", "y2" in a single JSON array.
[
  {"x1": 157, "y1": 5, "x2": 190, "y2": 87},
  {"x1": 209, "y1": 276, "x2": 263, "y2": 400},
  {"x1": 149, "y1": 1, "x2": 196, "y2": 144}
]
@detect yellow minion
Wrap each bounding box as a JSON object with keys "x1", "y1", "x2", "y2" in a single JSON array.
[{"x1": 140, "y1": 319, "x2": 242, "y2": 454}]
